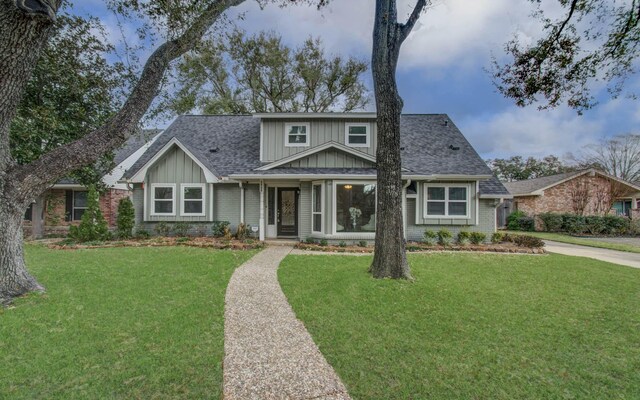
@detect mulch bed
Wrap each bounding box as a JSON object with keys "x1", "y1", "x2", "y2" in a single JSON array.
[
  {"x1": 47, "y1": 237, "x2": 264, "y2": 251},
  {"x1": 295, "y1": 242, "x2": 545, "y2": 254}
]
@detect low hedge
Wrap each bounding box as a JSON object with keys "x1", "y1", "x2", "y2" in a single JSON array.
[
  {"x1": 506, "y1": 210, "x2": 535, "y2": 231},
  {"x1": 536, "y1": 213, "x2": 630, "y2": 236}
]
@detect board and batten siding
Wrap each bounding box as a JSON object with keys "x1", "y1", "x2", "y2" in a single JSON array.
[
  {"x1": 261, "y1": 119, "x2": 377, "y2": 162},
  {"x1": 144, "y1": 145, "x2": 210, "y2": 222},
  {"x1": 283, "y1": 149, "x2": 375, "y2": 168}
]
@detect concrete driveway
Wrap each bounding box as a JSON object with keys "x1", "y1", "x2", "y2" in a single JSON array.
[{"x1": 544, "y1": 240, "x2": 640, "y2": 269}]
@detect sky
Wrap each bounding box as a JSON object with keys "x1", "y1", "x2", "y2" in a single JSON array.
[{"x1": 75, "y1": 0, "x2": 640, "y2": 161}]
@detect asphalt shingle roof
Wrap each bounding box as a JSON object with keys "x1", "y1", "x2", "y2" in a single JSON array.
[
  {"x1": 124, "y1": 114, "x2": 507, "y2": 196},
  {"x1": 502, "y1": 171, "x2": 584, "y2": 195}
]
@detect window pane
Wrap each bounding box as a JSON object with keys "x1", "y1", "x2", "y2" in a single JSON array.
[
  {"x1": 335, "y1": 184, "x2": 376, "y2": 233},
  {"x1": 449, "y1": 187, "x2": 467, "y2": 201},
  {"x1": 289, "y1": 125, "x2": 306, "y2": 134},
  {"x1": 349, "y1": 126, "x2": 367, "y2": 134},
  {"x1": 154, "y1": 201, "x2": 173, "y2": 213},
  {"x1": 24, "y1": 204, "x2": 33, "y2": 221},
  {"x1": 348, "y1": 135, "x2": 367, "y2": 144},
  {"x1": 154, "y1": 187, "x2": 173, "y2": 200},
  {"x1": 427, "y1": 187, "x2": 445, "y2": 201},
  {"x1": 427, "y1": 202, "x2": 445, "y2": 215},
  {"x1": 313, "y1": 185, "x2": 322, "y2": 212},
  {"x1": 184, "y1": 200, "x2": 203, "y2": 214},
  {"x1": 449, "y1": 202, "x2": 467, "y2": 216},
  {"x1": 313, "y1": 214, "x2": 322, "y2": 232},
  {"x1": 74, "y1": 191, "x2": 88, "y2": 208},
  {"x1": 288, "y1": 134, "x2": 306, "y2": 144},
  {"x1": 268, "y1": 187, "x2": 275, "y2": 225},
  {"x1": 184, "y1": 187, "x2": 202, "y2": 200},
  {"x1": 74, "y1": 208, "x2": 86, "y2": 221}
]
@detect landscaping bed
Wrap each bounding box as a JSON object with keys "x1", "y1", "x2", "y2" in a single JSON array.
[
  {"x1": 295, "y1": 241, "x2": 545, "y2": 254},
  {"x1": 47, "y1": 236, "x2": 264, "y2": 251}
]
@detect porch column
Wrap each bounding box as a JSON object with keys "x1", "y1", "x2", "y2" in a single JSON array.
[
  {"x1": 402, "y1": 179, "x2": 411, "y2": 239},
  {"x1": 239, "y1": 182, "x2": 245, "y2": 224},
  {"x1": 259, "y1": 180, "x2": 265, "y2": 241}
]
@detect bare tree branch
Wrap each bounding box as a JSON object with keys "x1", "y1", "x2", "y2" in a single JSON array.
[{"x1": 397, "y1": 0, "x2": 427, "y2": 44}]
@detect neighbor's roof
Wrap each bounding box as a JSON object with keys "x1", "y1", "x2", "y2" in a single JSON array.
[
  {"x1": 503, "y1": 169, "x2": 640, "y2": 196},
  {"x1": 124, "y1": 114, "x2": 505, "y2": 195}
]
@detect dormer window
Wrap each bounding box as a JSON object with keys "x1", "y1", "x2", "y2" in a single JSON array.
[
  {"x1": 345, "y1": 123, "x2": 370, "y2": 147},
  {"x1": 285, "y1": 123, "x2": 310, "y2": 147}
]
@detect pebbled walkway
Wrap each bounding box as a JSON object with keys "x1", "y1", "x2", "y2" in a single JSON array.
[{"x1": 223, "y1": 246, "x2": 351, "y2": 400}]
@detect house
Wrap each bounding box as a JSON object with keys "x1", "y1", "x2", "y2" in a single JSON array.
[
  {"x1": 122, "y1": 113, "x2": 510, "y2": 242},
  {"x1": 23, "y1": 130, "x2": 160, "y2": 238},
  {"x1": 502, "y1": 169, "x2": 640, "y2": 227}
]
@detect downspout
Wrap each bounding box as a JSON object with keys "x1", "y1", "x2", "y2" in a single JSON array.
[
  {"x1": 259, "y1": 180, "x2": 265, "y2": 241},
  {"x1": 402, "y1": 179, "x2": 412, "y2": 239},
  {"x1": 239, "y1": 182, "x2": 245, "y2": 224}
]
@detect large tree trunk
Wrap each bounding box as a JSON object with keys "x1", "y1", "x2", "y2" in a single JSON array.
[
  {"x1": 0, "y1": 0, "x2": 246, "y2": 303},
  {"x1": 369, "y1": 0, "x2": 425, "y2": 279}
]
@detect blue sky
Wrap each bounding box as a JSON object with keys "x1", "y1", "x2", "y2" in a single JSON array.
[{"x1": 77, "y1": 0, "x2": 640, "y2": 161}]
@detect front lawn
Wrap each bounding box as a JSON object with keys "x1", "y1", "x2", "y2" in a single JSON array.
[
  {"x1": 0, "y1": 245, "x2": 255, "y2": 399},
  {"x1": 279, "y1": 253, "x2": 640, "y2": 399},
  {"x1": 506, "y1": 230, "x2": 640, "y2": 254}
]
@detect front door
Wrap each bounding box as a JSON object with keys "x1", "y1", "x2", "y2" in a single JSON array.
[{"x1": 277, "y1": 188, "x2": 298, "y2": 236}]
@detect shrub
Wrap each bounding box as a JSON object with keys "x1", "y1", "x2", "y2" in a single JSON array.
[
  {"x1": 154, "y1": 221, "x2": 171, "y2": 236},
  {"x1": 423, "y1": 230, "x2": 437, "y2": 246},
  {"x1": 68, "y1": 185, "x2": 110, "y2": 243},
  {"x1": 176, "y1": 237, "x2": 190, "y2": 243},
  {"x1": 511, "y1": 234, "x2": 544, "y2": 248},
  {"x1": 305, "y1": 237, "x2": 317, "y2": 244},
  {"x1": 358, "y1": 240, "x2": 368, "y2": 248},
  {"x1": 212, "y1": 221, "x2": 230, "y2": 237},
  {"x1": 585, "y1": 216, "x2": 607, "y2": 235},
  {"x1": 134, "y1": 228, "x2": 150, "y2": 239},
  {"x1": 602, "y1": 215, "x2": 629, "y2": 235},
  {"x1": 319, "y1": 239, "x2": 328, "y2": 247},
  {"x1": 173, "y1": 222, "x2": 192, "y2": 237},
  {"x1": 491, "y1": 232, "x2": 504, "y2": 244},
  {"x1": 506, "y1": 210, "x2": 526, "y2": 230},
  {"x1": 236, "y1": 223, "x2": 248, "y2": 240},
  {"x1": 437, "y1": 229, "x2": 453, "y2": 246},
  {"x1": 561, "y1": 214, "x2": 586, "y2": 235},
  {"x1": 223, "y1": 225, "x2": 233, "y2": 240},
  {"x1": 628, "y1": 219, "x2": 640, "y2": 236},
  {"x1": 469, "y1": 232, "x2": 486, "y2": 245},
  {"x1": 457, "y1": 231, "x2": 471, "y2": 245},
  {"x1": 115, "y1": 197, "x2": 135, "y2": 239},
  {"x1": 338, "y1": 241, "x2": 347, "y2": 248},
  {"x1": 537, "y1": 212, "x2": 563, "y2": 232}
]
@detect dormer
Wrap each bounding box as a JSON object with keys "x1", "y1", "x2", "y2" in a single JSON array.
[{"x1": 254, "y1": 113, "x2": 378, "y2": 163}]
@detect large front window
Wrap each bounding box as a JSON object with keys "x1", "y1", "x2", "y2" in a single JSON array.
[
  {"x1": 424, "y1": 184, "x2": 469, "y2": 218},
  {"x1": 335, "y1": 183, "x2": 376, "y2": 233},
  {"x1": 152, "y1": 184, "x2": 175, "y2": 215},
  {"x1": 181, "y1": 184, "x2": 205, "y2": 216}
]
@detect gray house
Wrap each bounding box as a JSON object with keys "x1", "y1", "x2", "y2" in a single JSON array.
[{"x1": 122, "y1": 113, "x2": 509, "y2": 242}]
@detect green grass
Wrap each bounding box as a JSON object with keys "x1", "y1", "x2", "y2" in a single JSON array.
[
  {"x1": 506, "y1": 230, "x2": 640, "y2": 253},
  {"x1": 279, "y1": 253, "x2": 640, "y2": 399},
  {"x1": 0, "y1": 245, "x2": 255, "y2": 399}
]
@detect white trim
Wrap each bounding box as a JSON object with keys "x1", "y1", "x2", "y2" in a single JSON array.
[
  {"x1": 344, "y1": 122, "x2": 370, "y2": 148},
  {"x1": 209, "y1": 183, "x2": 214, "y2": 222},
  {"x1": 239, "y1": 182, "x2": 245, "y2": 223},
  {"x1": 332, "y1": 180, "x2": 377, "y2": 237},
  {"x1": 51, "y1": 184, "x2": 86, "y2": 190},
  {"x1": 402, "y1": 179, "x2": 412, "y2": 238},
  {"x1": 129, "y1": 138, "x2": 218, "y2": 183},
  {"x1": 255, "y1": 142, "x2": 377, "y2": 171},
  {"x1": 180, "y1": 183, "x2": 206, "y2": 217},
  {"x1": 259, "y1": 180, "x2": 265, "y2": 241},
  {"x1": 259, "y1": 121, "x2": 264, "y2": 162},
  {"x1": 284, "y1": 122, "x2": 310, "y2": 147},
  {"x1": 151, "y1": 183, "x2": 176, "y2": 216},
  {"x1": 479, "y1": 194, "x2": 513, "y2": 199},
  {"x1": 71, "y1": 189, "x2": 89, "y2": 221},
  {"x1": 143, "y1": 184, "x2": 148, "y2": 221},
  {"x1": 311, "y1": 181, "x2": 324, "y2": 234},
  {"x1": 475, "y1": 181, "x2": 479, "y2": 226},
  {"x1": 253, "y1": 112, "x2": 377, "y2": 119},
  {"x1": 423, "y1": 183, "x2": 471, "y2": 219}
]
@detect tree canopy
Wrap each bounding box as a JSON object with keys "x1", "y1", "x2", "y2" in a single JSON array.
[
  {"x1": 575, "y1": 134, "x2": 640, "y2": 182},
  {"x1": 487, "y1": 155, "x2": 572, "y2": 182},
  {"x1": 161, "y1": 29, "x2": 369, "y2": 115},
  {"x1": 493, "y1": 0, "x2": 640, "y2": 113}
]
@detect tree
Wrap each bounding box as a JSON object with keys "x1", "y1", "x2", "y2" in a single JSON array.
[
  {"x1": 69, "y1": 185, "x2": 109, "y2": 242},
  {"x1": 487, "y1": 155, "x2": 571, "y2": 182},
  {"x1": 0, "y1": 0, "x2": 248, "y2": 303},
  {"x1": 369, "y1": 0, "x2": 427, "y2": 280},
  {"x1": 493, "y1": 1, "x2": 640, "y2": 113},
  {"x1": 116, "y1": 197, "x2": 135, "y2": 239},
  {"x1": 161, "y1": 29, "x2": 369, "y2": 115},
  {"x1": 575, "y1": 134, "x2": 640, "y2": 182}
]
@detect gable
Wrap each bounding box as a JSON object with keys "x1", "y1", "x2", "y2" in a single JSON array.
[
  {"x1": 281, "y1": 148, "x2": 376, "y2": 169},
  {"x1": 147, "y1": 145, "x2": 207, "y2": 183}
]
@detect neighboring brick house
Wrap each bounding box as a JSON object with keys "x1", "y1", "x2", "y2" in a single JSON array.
[
  {"x1": 23, "y1": 130, "x2": 160, "y2": 238},
  {"x1": 502, "y1": 169, "x2": 640, "y2": 229}
]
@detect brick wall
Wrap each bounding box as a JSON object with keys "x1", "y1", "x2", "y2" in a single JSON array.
[{"x1": 100, "y1": 189, "x2": 131, "y2": 227}]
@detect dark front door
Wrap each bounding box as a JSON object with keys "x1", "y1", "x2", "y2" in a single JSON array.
[{"x1": 277, "y1": 188, "x2": 298, "y2": 236}]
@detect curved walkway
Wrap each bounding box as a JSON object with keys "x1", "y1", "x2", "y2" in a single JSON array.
[
  {"x1": 223, "y1": 246, "x2": 351, "y2": 400},
  {"x1": 544, "y1": 240, "x2": 640, "y2": 269}
]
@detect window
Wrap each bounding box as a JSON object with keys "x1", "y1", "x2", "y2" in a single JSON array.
[
  {"x1": 345, "y1": 123, "x2": 370, "y2": 147},
  {"x1": 335, "y1": 183, "x2": 376, "y2": 233},
  {"x1": 285, "y1": 123, "x2": 310, "y2": 147},
  {"x1": 73, "y1": 191, "x2": 88, "y2": 221},
  {"x1": 268, "y1": 187, "x2": 275, "y2": 225},
  {"x1": 181, "y1": 184, "x2": 205, "y2": 216},
  {"x1": 151, "y1": 184, "x2": 175, "y2": 215},
  {"x1": 424, "y1": 184, "x2": 469, "y2": 218},
  {"x1": 312, "y1": 183, "x2": 323, "y2": 232},
  {"x1": 24, "y1": 203, "x2": 33, "y2": 221}
]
